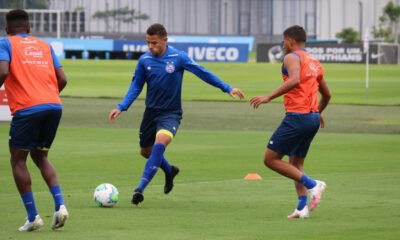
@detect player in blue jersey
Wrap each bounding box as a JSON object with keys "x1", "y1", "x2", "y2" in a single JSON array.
[{"x1": 109, "y1": 23, "x2": 244, "y2": 206}]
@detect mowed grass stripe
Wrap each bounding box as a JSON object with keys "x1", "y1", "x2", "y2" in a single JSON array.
[{"x1": 60, "y1": 60, "x2": 400, "y2": 105}]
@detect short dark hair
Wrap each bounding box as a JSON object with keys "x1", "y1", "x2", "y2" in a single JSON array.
[
  {"x1": 146, "y1": 23, "x2": 167, "y2": 37},
  {"x1": 283, "y1": 25, "x2": 306, "y2": 43},
  {"x1": 6, "y1": 9, "x2": 30, "y2": 28}
]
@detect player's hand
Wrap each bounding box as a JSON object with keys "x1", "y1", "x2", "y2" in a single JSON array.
[
  {"x1": 249, "y1": 95, "x2": 272, "y2": 109},
  {"x1": 229, "y1": 88, "x2": 245, "y2": 99},
  {"x1": 320, "y1": 114, "x2": 325, "y2": 128},
  {"x1": 108, "y1": 109, "x2": 121, "y2": 122}
]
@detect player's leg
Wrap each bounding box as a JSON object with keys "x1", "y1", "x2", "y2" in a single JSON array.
[
  {"x1": 133, "y1": 132, "x2": 173, "y2": 205},
  {"x1": 30, "y1": 149, "x2": 68, "y2": 229},
  {"x1": 135, "y1": 110, "x2": 163, "y2": 194},
  {"x1": 140, "y1": 147, "x2": 152, "y2": 159},
  {"x1": 287, "y1": 156, "x2": 309, "y2": 218},
  {"x1": 30, "y1": 149, "x2": 58, "y2": 188},
  {"x1": 136, "y1": 132, "x2": 172, "y2": 191},
  {"x1": 264, "y1": 114, "x2": 304, "y2": 180},
  {"x1": 140, "y1": 146, "x2": 176, "y2": 178},
  {"x1": 157, "y1": 113, "x2": 181, "y2": 194},
  {"x1": 132, "y1": 112, "x2": 155, "y2": 205},
  {"x1": 10, "y1": 148, "x2": 42, "y2": 226},
  {"x1": 133, "y1": 112, "x2": 181, "y2": 205},
  {"x1": 263, "y1": 149, "x2": 303, "y2": 180},
  {"x1": 9, "y1": 113, "x2": 43, "y2": 231},
  {"x1": 292, "y1": 113, "x2": 326, "y2": 211},
  {"x1": 32, "y1": 108, "x2": 68, "y2": 229},
  {"x1": 289, "y1": 156, "x2": 307, "y2": 197},
  {"x1": 265, "y1": 113, "x2": 320, "y2": 183},
  {"x1": 138, "y1": 141, "x2": 179, "y2": 194}
]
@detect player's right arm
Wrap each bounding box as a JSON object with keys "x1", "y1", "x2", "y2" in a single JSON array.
[
  {"x1": 0, "y1": 61, "x2": 8, "y2": 87},
  {"x1": 180, "y1": 52, "x2": 244, "y2": 99},
  {"x1": 250, "y1": 53, "x2": 300, "y2": 109},
  {"x1": 108, "y1": 60, "x2": 146, "y2": 122},
  {"x1": 0, "y1": 39, "x2": 11, "y2": 87}
]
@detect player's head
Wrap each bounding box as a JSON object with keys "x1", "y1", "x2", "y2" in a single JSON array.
[
  {"x1": 5, "y1": 9, "x2": 30, "y2": 35},
  {"x1": 282, "y1": 25, "x2": 306, "y2": 54},
  {"x1": 146, "y1": 23, "x2": 168, "y2": 56}
]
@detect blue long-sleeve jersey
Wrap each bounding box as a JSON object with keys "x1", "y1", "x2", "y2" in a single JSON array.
[{"x1": 117, "y1": 46, "x2": 233, "y2": 112}]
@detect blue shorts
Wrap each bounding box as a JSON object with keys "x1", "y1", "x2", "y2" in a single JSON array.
[
  {"x1": 139, "y1": 109, "x2": 182, "y2": 148},
  {"x1": 9, "y1": 105, "x2": 62, "y2": 151},
  {"x1": 267, "y1": 112, "x2": 320, "y2": 158}
]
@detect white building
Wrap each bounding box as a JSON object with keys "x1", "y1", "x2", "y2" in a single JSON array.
[{"x1": 0, "y1": 0, "x2": 397, "y2": 41}]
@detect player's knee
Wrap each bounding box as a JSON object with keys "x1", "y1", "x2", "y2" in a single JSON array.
[
  {"x1": 30, "y1": 151, "x2": 47, "y2": 164},
  {"x1": 140, "y1": 148, "x2": 151, "y2": 158},
  {"x1": 11, "y1": 158, "x2": 26, "y2": 169},
  {"x1": 263, "y1": 157, "x2": 274, "y2": 169}
]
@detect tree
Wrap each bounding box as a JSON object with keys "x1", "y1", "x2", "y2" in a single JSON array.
[
  {"x1": 336, "y1": 28, "x2": 360, "y2": 43},
  {"x1": 372, "y1": 1, "x2": 400, "y2": 43},
  {"x1": 93, "y1": 6, "x2": 149, "y2": 32}
]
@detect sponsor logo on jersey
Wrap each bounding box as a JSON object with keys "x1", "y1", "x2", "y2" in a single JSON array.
[
  {"x1": 165, "y1": 61, "x2": 175, "y2": 73},
  {"x1": 24, "y1": 46, "x2": 43, "y2": 58},
  {"x1": 20, "y1": 38, "x2": 37, "y2": 44}
]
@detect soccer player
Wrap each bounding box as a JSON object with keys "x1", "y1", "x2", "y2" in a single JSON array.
[
  {"x1": 0, "y1": 9, "x2": 69, "y2": 231},
  {"x1": 109, "y1": 23, "x2": 244, "y2": 206},
  {"x1": 250, "y1": 25, "x2": 331, "y2": 219}
]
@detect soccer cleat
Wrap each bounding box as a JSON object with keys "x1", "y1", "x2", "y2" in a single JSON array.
[
  {"x1": 308, "y1": 180, "x2": 327, "y2": 211},
  {"x1": 287, "y1": 206, "x2": 309, "y2": 219},
  {"x1": 132, "y1": 188, "x2": 144, "y2": 205},
  {"x1": 18, "y1": 215, "x2": 44, "y2": 232},
  {"x1": 52, "y1": 205, "x2": 69, "y2": 230},
  {"x1": 164, "y1": 165, "x2": 180, "y2": 194}
]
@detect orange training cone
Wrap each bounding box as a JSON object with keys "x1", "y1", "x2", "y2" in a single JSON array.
[{"x1": 244, "y1": 173, "x2": 262, "y2": 180}]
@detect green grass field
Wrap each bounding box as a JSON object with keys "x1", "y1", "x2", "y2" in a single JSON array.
[{"x1": 0, "y1": 60, "x2": 399, "y2": 239}]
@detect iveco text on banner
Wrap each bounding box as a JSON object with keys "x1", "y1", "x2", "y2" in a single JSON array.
[{"x1": 169, "y1": 43, "x2": 249, "y2": 62}]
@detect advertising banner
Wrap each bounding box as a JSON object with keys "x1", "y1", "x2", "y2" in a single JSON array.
[
  {"x1": 43, "y1": 38, "x2": 114, "y2": 59},
  {"x1": 0, "y1": 86, "x2": 11, "y2": 121},
  {"x1": 113, "y1": 40, "x2": 147, "y2": 52},
  {"x1": 257, "y1": 43, "x2": 383, "y2": 64},
  {"x1": 114, "y1": 41, "x2": 249, "y2": 62},
  {"x1": 168, "y1": 35, "x2": 254, "y2": 51}
]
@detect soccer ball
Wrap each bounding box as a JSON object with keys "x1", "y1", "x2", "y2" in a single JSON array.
[{"x1": 94, "y1": 183, "x2": 119, "y2": 207}]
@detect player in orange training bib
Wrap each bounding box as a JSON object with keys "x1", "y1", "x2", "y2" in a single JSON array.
[
  {"x1": 0, "y1": 9, "x2": 69, "y2": 231},
  {"x1": 250, "y1": 25, "x2": 331, "y2": 219}
]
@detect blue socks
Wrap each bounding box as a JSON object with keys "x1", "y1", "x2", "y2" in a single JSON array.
[
  {"x1": 160, "y1": 156, "x2": 172, "y2": 174},
  {"x1": 21, "y1": 192, "x2": 38, "y2": 222},
  {"x1": 137, "y1": 143, "x2": 166, "y2": 191},
  {"x1": 297, "y1": 195, "x2": 308, "y2": 210},
  {"x1": 299, "y1": 174, "x2": 317, "y2": 189},
  {"x1": 22, "y1": 187, "x2": 65, "y2": 221},
  {"x1": 50, "y1": 185, "x2": 65, "y2": 211}
]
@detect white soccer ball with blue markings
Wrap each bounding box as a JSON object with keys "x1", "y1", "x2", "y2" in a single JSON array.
[{"x1": 94, "y1": 183, "x2": 119, "y2": 207}]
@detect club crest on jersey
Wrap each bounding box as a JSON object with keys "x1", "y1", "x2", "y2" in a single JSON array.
[{"x1": 165, "y1": 62, "x2": 175, "y2": 73}]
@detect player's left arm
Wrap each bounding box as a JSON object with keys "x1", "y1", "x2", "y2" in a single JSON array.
[
  {"x1": 318, "y1": 76, "x2": 331, "y2": 128},
  {"x1": 250, "y1": 53, "x2": 300, "y2": 109},
  {"x1": 50, "y1": 46, "x2": 67, "y2": 92},
  {"x1": 181, "y1": 53, "x2": 244, "y2": 99}
]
